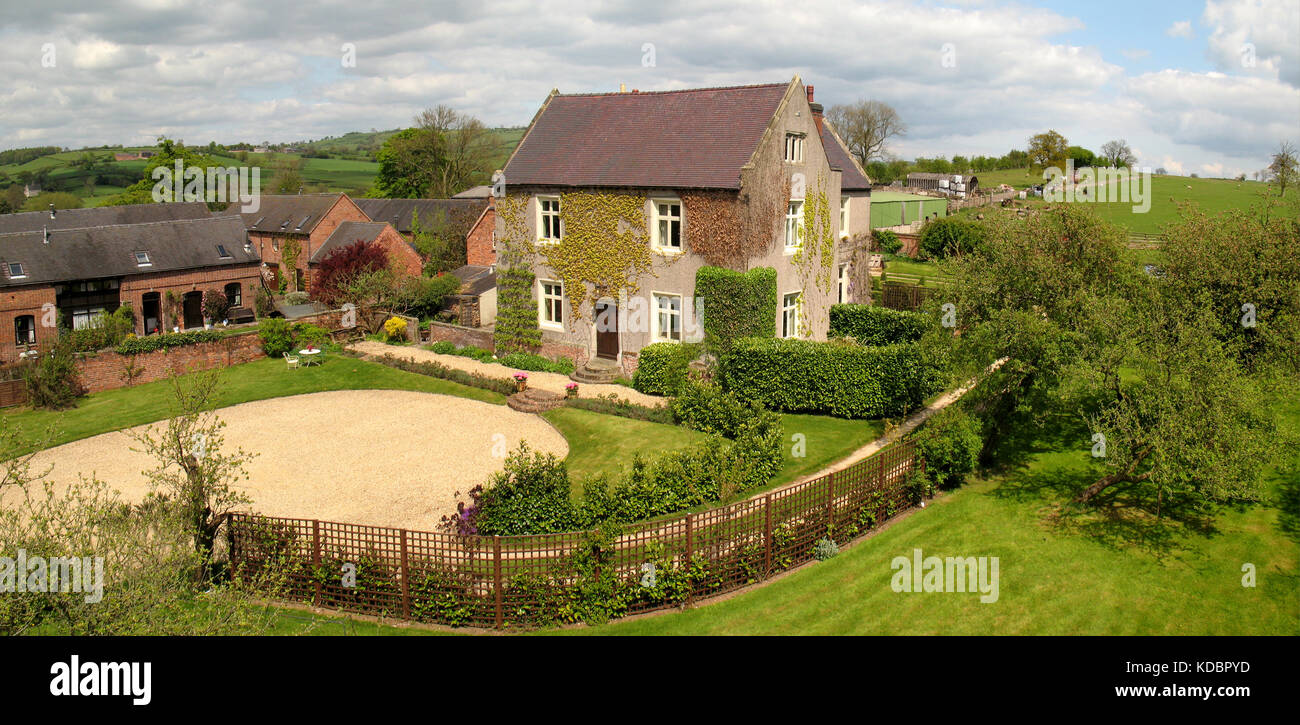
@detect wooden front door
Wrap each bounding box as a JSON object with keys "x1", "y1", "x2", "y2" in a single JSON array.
[
  {"x1": 595, "y1": 300, "x2": 619, "y2": 360},
  {"x1": 182, "y1": 292, "x2": 204, "y2": 329}
]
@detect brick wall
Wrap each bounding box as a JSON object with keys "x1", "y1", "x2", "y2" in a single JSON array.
[
  {"x1": 426, "y1": 320, "x2": 494, "y2": 350},
  {"x1": 251, "y1": 194, "x2": 371, "y2": 293},
  {"x1": 0, "y1": 284, "x2": 57, "y2": 363},
  {"x1": 73, "y1": 331, "x2": 265, "y2": 394},
  {"x1": 368, "y1": 224, "x2": 424, "y2": 278},
  {"x1": 465, "y1": 202, "x2": 496, "y2": 266},
  {"x1": 120, "y1": 264, "x2": 264, "y2": 335}
]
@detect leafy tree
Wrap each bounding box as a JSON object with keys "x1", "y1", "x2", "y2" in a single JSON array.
[
  {"x1": 1027, "y1": 130, "x2": 1069, "y2": 172},
  {"x1": 918, "y1": 216, "x2": 986, "y2": 259},
  {"x1": 1100, "y1": 139, "x2": 1137, "y2": 167},
  {"x1": 369, "y1": 128, "x2": 446, "y2": 198},
  {"x1": 415, "y1": 105, "x2": 501, "y2": 197},
  {"x1": 20, "y1": 191, "x2": 83, "y2": 212},
  {"x1": 825, "y1": 100, "x2": 907, "y2": 165},
  {"x1": 311, "y1": 239, "x2": 391, "y2": 306},
  {"x1": 1066, "y1": 146, "x2": 1096, "y2": 168},
  {"x1": 1267, "y1": 140, "x2": 1297, "y2": 197},
  {"x1": 411, "y1": 208, "x2": 466, "y2": 273},
  {"x1": 105, "y1": 137, "x2": 225, "y2": 208}
]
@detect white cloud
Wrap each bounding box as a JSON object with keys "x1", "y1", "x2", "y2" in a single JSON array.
[
  {"x1": 1203, "y1": 0, "x2": 1300, "y2": 86},
  {"x1": 1166, "y1": 20, "x2": 1194, "y2": 39},
  {"x1": 1120, "y1": 48, "x2": 1150, "y2": 60}
]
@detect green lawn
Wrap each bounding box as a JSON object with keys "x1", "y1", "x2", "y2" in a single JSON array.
[
  {"x1": 540, "y1": 407, "x2": 712, "y2": 486},
  {"x1": 3, "y1": 355, "x2": 503, "y2": 455}
]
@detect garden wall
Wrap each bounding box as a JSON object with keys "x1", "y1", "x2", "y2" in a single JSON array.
[
  {"x1": 74, "y1": 331, "x2": 265, "y2": 394},
  {"x1": 227, "y1": 440, "x2": 922, "y2": 630}
]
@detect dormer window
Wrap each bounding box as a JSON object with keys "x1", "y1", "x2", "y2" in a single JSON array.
[
  {"x1": 216, "y1": 245, "x2": 233, "y2": 259},
  {"x1": 134, "y1": 251, "x2": 152, "y2": 267},
  {"x1": 7, "y1": 262, "x2": 25, "y2": 279},
  {"x1": 784, "y1": 133, "x2": 805, "y2": 163}
]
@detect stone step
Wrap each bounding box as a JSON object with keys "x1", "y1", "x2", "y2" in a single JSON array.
[
  {"x1": 522, "y1": 387, "x2": 565, "y2": 402},
  {"x1": 507, "y1": 390, "x2": 566, "y2": 413},
  {"x1": 569, "y1": 359, "x2": 619, "y2": 384}
]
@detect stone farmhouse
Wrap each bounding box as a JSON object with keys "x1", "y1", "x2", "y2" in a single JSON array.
[{"x1": 496, "y1": 76, "x2": 873, "y2": 372}]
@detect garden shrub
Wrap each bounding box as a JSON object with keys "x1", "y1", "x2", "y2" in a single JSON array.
[
  {"x1": 383, "y1": 316, "x2": 408, "y2": 342},
  {"x1": 63, "y1": 306, "x2": 135, "y2": 353},
  {"x1": 284, "y1": 291, "x2": 311, "y2": 306},
  {"x1": 493, "y1": 265, "x2": 542, "y2": 353},
  {"x1": 719, "y1": 337, "x2": 941, "y2": 418},
  {"x1": 311, "y1": 240, "x2": 390, "y2": 307},
  {"x1": 813, "y1": 538, "x2": 839, "y2": 561},
  {"x1": 429, "y1": 341, "x2": 456, "y2": 354},
  {"x1": 564, "y1": 393, "x2": 675, "y2": 425},
  {"x1": 393, "y1": 274, "x2": 460, "y2": 319},
  {"x1": 874, "y1": 228, "x2": 902, "y2": 254},
  {"x1": 672, "y1": 378, "x2": 772, "y2": 439},
  {"x1": 452, "y1": 345, "x2": 495, "y2": 362},
  {"x1": 114, "y1": 329, "x2": 227, "y2": 355},
  {"x1": 254, "y1": 287, "x2": 275, "y2": 317},
  {"x1": 499, "y1": 351, "x2": 575, "y2": 375},
  {"x1": 631, "y1": 341, "x2": 699, "y2": 395},
  {"x1": 828, "y1": 304, "x2": 928, "y2": 345},
  {"x1": 21, "y1": 340, "x2": 83, "y2": 409},
  {"x1": 202, "y1": 289, "x2": 230, "y2": 321},
  {"x1": 369, "y1": 352, "x2": 515, "y2": 395},
  {"x1": 294, "y1": 323, "x2": 331, "y2": 350},
  {"x1": 912, "y1": 406, "x2": 982, "y2": 489},
  {"x1": 453, "y1": 443, "x2": 578, "y2": 536},
  {"x1": 694, "y1": 266, "x2": 777, "y2": 348},
  {"x1": 257, "y1": 318, "x2": 295, "y2": 356},
  {"x1": 919, "y1": 217, "x2": 986, "y2": 259}
]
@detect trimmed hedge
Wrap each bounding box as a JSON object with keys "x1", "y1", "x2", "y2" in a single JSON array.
[
  {"x1": 694, "y1": 266, "x2": 777, "y2": 347},
  {"x1": 874, "y1": 229, "x2": 902, "y2": 254},
  {"x1": 631, "y1": 342, "x2": 699, "y2": 395},
  {"x1": 719, "y1": 337, "x2": 940, "y2": 419},
  {"x1": 115, "y1": 329, "x2": 229, "y2": 355},
  {"x1": 828, "y1": 304, "x2": 927, "y2": 346}
]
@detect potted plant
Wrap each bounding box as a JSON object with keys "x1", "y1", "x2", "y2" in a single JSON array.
[
  {"x1": 565, "y1": 382, "x2": 578, "y2": 399},
  {"x1": 513, "y1": 372, "x2": 528, "y2": 393}
]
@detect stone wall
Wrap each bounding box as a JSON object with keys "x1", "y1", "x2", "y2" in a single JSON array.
[{"x1": 73, "y1": 331, "x2": 265, "y2": 394}]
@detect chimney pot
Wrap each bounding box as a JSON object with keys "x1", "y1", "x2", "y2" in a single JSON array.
[
  {"x1": 619, "y1": 83, "x2": 626, "y2": 93},
  {"x1": 806, "y1": 85, "x2": 814, "y2": 103}
]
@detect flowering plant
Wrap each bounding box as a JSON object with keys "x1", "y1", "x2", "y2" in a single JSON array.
[
  {"x1": 565, "y1": 383, "x2": 578, "y2": 390},
  {"x1": 513, "y1": 372, "x2": 528, "y2": 382}
]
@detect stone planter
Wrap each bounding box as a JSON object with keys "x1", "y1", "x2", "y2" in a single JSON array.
[
  {"x1": 514, "y1": 379, "x2": 528, "y2": 393},
  {"x1": 566, "y1": 385, "x2": 578, "y2": 399}
]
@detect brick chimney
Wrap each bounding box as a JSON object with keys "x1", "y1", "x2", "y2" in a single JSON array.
[{"x1": 807, "y1": 85, "x2": 824, "y2": 135}]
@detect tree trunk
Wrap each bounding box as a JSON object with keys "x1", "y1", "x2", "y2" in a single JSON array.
[{"x1": 1075, "y1": 445, "x2": 1153, "y2": 503}]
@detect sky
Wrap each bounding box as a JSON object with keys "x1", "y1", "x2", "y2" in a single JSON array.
[{"x1": 0, "y1": 0, "x2": 1296, "y2": 179}]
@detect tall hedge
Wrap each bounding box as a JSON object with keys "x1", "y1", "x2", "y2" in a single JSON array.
[
  {"x1": 694, "y1": 266, "x2": 777, "y2": 347},
  {"x1": 632, "y1": 342, "x2": 699, "y2": 395},
  {"x1": 828, "y1": 304, "x2": 927, "y2": 346},
  {"x1": 719, "y1": 337, "x2": 940, "y2": 418}
]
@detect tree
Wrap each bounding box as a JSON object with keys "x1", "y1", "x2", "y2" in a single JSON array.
[
  {"x1": 270, "y1": 156, "x2": 305, "y2": 195},
  {"x1": 310, "y1": 239, "x2": 391, "y2": 307},
  {"x1": 1267, "y1": 140, "x2": 1297, "y2": 197},
  {"x1": 128, "y1": 371, "x2": 255, "y2": 582},
  {"x1": 106, "y1": 137, "x2": 224, "y2": 208},
  {"x1": 1026, "y1": 130, "x2": 1069, "y2": 172},
  {"x1": 1100, "y1": 139, "x2": 1136, "y2": 167},
  {"x1": 411, "y1": 208, "x2": 466, "y2": 274},
  {"x1": 415, "y1": 105, "x2": 501, "y2": 197},
  {"x1": 368, "y1": 128, "x2": 447, "y2": 198},
  {"x1": 20, "y1": 191, "x2": 83, "y2": 212},
  {"x1": 1066, "y1": 146, "x2": 1096, "y2": 168},
  {"x1": 825, "y1": 100, "x2": 907, "y2": 165}
]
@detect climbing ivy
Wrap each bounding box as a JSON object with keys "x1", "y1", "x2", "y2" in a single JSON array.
[
  {"x1": 791, "y1": 174, "x2": 836, "y2": 336},
  {"x1": 280, "y1": 236, "x2": 302, "y2": 292},
  {"x1": 493, "y1": 195, "x2": 542, "y2": 352},
  {"x1": 542, "y1": 192, "x2": 657, "y2": 321}
]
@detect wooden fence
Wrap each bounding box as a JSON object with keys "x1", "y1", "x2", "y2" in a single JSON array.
[
  {"x1": 1126, "y1": 233, "x2": 1164, "y2": 249},
  {"x1": 880, "y1": 282, "x2": 937, "y2": 311},
  {"x1": 227, "y1": 440, "x2": 922, "y2": 629}
]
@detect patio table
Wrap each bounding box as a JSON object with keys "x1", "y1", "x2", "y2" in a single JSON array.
[{"x1": 298, "y1": 348, "x2": 323, "y2": 366}]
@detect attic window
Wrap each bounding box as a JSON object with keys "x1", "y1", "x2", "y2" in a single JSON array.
[
  {"x1": 295, "y1": 215, "x2": 311, "y2": 231},
  {"x1": 252, "y1": 216, "x2": 266, "y2": 228},
  {"x1": 216, "y1": 245, "x2": 233, "y2": 259},
  {"x1": 134, "y1": 251, "x2": 152, "y2": 267},
  {"x1": 7, "y1": 262, "x2": 25, "y2": 279},
  {"x1": 784, "y1": 133, "x2": 805, "y2": 163}
]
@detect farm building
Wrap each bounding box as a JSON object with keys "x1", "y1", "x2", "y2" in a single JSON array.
[
  {"x1": 905, "y1": 172, "x2": 978, "y2": 197},
  {"x1": 869, "y1": 191, "x2": 947, "y2": 228}
]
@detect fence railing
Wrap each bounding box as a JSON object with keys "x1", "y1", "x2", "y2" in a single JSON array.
[
  {"x1": 1126, "y1": 233, "x2": 1165, "y2": 248},
  {"x1": 879, "y1": 283, "x2": 938, "y2": 311},
  {"x1": 227, "y1": 440, "x2": 922, "y2": 629}
]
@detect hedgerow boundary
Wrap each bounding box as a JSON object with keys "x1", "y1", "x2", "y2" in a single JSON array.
[{"x1": 226, "y1": 440, "x2": 922, "y2": 630}]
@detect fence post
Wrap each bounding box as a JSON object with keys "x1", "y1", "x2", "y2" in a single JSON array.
[
  {"x1": 312, "y1": 519, "x2": 321, "y2": 606},
  {"x1": 685, "y1": 513, "x2": 694, "y2": 605},
  {"x1": 826, "y1": 472, "x2": 836, "y2": 536},
  {"x1": 879, "y1": 450, "x2": 887, "y2": 488},
  {"x1": 493, "y1": 535, "x2": 503, "y2": 629},
  {"x1": 763, "y1": 495, "x2": 772, "y2": 577},
  {"x1": 400, "y1": 529, "x2": 410, "y2": 620}
]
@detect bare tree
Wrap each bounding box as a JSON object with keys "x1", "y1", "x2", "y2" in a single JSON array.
[
  {"x1": 1100, "y1": 139, "x2": 1136, "y2": 168},
  {"x1": 416, "y1": 105, "x2": 502, "y2": 197},
  {"x1": 825, "y1": 100, "x2": 907, "y2": 166},
  {"x1": 1268, "y1": 140, "x2": 1297, "y2": 197}
]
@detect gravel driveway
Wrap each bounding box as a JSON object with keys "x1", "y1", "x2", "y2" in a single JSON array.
[{"x1": 28, "y1": 390, "x2": 568, "y2": 531}]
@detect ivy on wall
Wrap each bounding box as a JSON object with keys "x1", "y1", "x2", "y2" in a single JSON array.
[
  {"x1": 791, "y1": 174, "x2": 836, "y2": 336},
  {"x1": 493, "y1": 195, "x2": 542, "y2": 352},
  {"x1": 280, "y1": 236, "x2": 302, "y2": 292},
  {"x1": 542, "y1": 191, "x2": 656, "y2": 321}
]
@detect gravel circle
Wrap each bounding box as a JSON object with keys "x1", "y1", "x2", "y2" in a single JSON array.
[{"x1": 29, "y1": 390, "x2": 568, "y2": 531}]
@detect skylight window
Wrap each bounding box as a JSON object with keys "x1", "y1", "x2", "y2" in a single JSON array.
[
  {"x1": 7, "y1": 262, "x2": 25, "y2": 278},
  {"x1": 134, "y1": 251, "x2": 152, "y2": 267},
  {"x1": 217, "y1": 245, "x2": 233, "y2": 259}
]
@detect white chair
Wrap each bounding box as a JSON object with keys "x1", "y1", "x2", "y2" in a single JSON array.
[{"x1": 284, "y1": 351, "x2": 300, "y2": 369}]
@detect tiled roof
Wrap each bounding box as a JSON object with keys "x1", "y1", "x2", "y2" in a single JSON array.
[
  {"x1": 353, "y1": 198, "x2": 488, "y2": 236},
  {"x1": 0, "y1": 216, "x2": 257, "y2": 287},
  {"x1": 503, "y1": 83, "x2": 791, "y2": 190},
  {"x1": 236, "y1": 194, "x2": 346, "y2": 234},
  {"x1": 311, "y1": 220, "x2": 415, "y2": 264},
  {"x1": 0, "y1": 201, "x2": 213, "y2": 235},
  {"x1": 820, "y1": 122, "x2": 872, "y2": 191}
]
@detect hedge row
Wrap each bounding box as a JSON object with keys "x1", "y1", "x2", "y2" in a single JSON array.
[
  {"x1": 828, "y1": 304, "x2": 928, "y2": 346},
  {"x1": 694, "y1": 266, "x2": 777, "y2": 347},
  {"x1": 718, "y1": 337, "x2": 940, "y2": 419},
  {"x1": 631, "y1": 341, "x2": 700, "y2": 395},
  {"x1": 114, "y1": 329, "x2": 232, "y2": 355}
]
